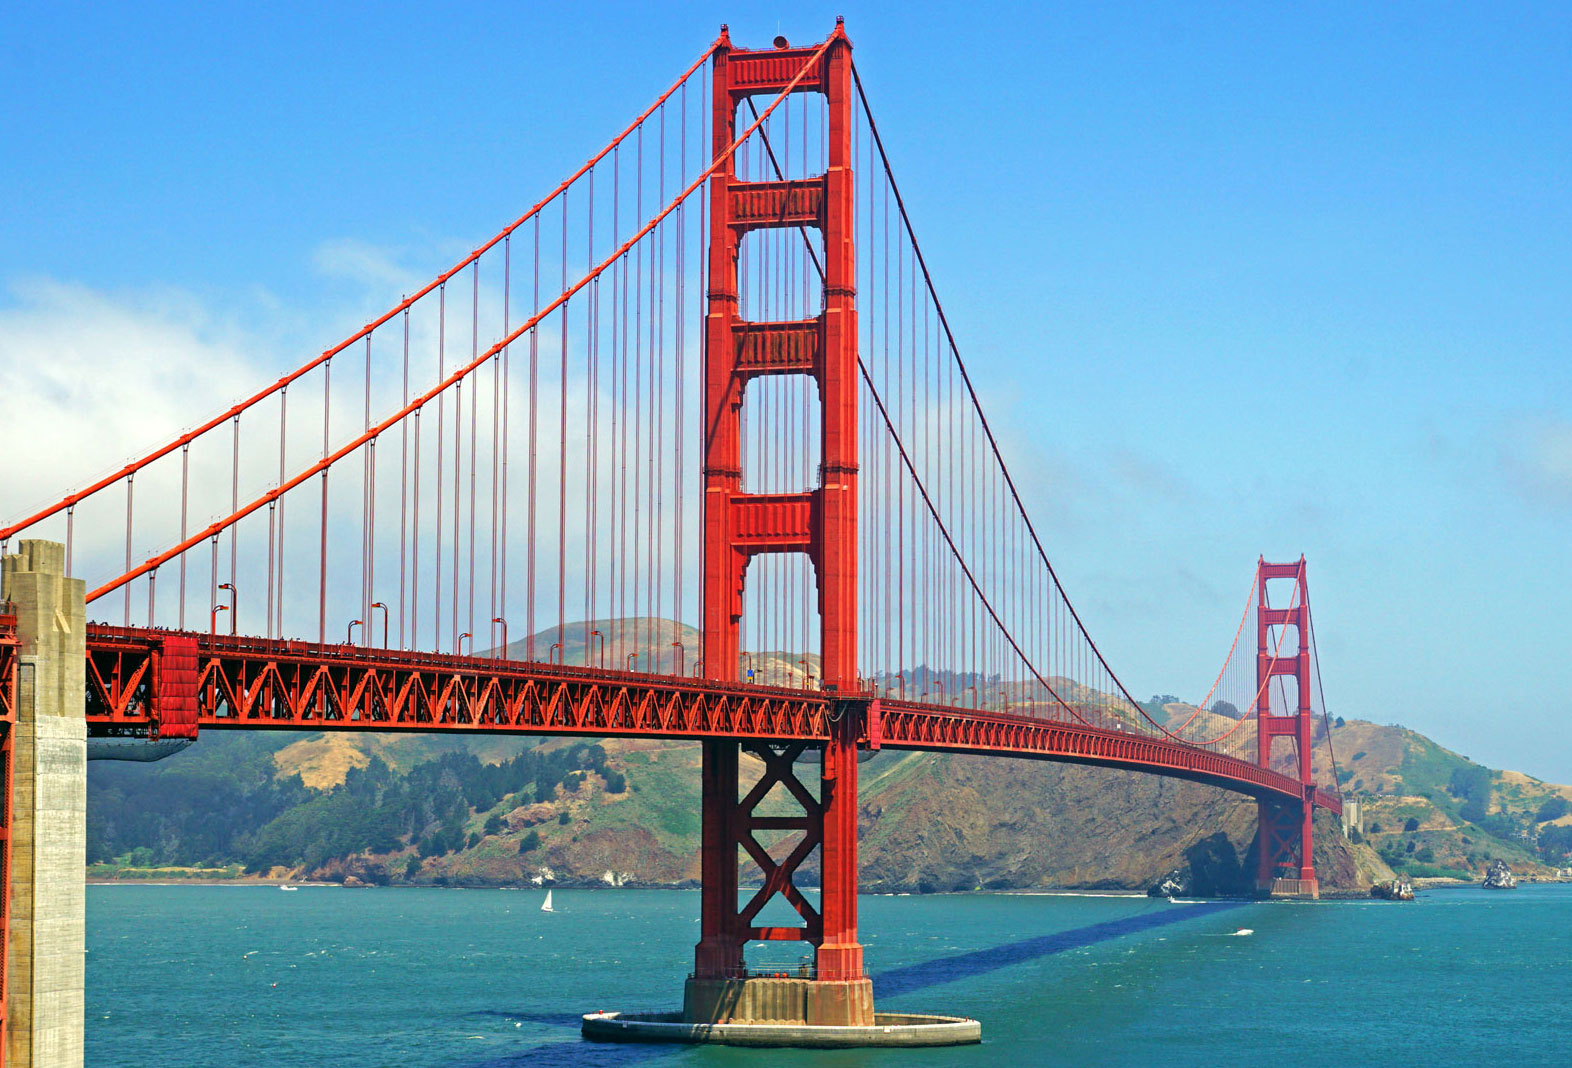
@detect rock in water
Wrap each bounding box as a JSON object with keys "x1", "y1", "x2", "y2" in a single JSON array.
[
  {"x1": 1481, "y1": 860, "x2": 1517, "y2": 890},
  {"x1": 1148, "y1": 870, "x2": 1188, "y2": 898},
  {"x1": 1371, "y1": 878, "x2": 1414, "y2": 901}
]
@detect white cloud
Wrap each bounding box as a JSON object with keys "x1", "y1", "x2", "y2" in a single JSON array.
[
  {"x1": 0, "y1": 258, "x2": 704, "y2": 650},
  {"x1": 0, "y1": 278, "x2": 267, "y2": 523}
]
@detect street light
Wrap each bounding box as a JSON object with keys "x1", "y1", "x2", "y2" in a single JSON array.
[
  {"x1": 370, "y1": 602, "x2": 388, "y2": 647},
  {"x1": 218, "y1": 582, "x2": 236, "y2": 635},
  {"x1": 493, "y1": 617, "x2": 509, "y2": 657},
  {"x1": 458, "y1": 632, "x2": 473, "y2": 655},
  {"x1": 346, "y1": 619, "x2": 363, "y2": 644},
  {"x1": 672, "y1": 641, "x2": 686, "y2": 675},
  {"x1": 589, "y1": 629, "x2": 605, "y2": 669},
  {"x1": 210, "y1": 603, "x2": 229, "y2": 635},
  {"x1": 625, "y1": 652, "x2": 640, "y2": 673}
]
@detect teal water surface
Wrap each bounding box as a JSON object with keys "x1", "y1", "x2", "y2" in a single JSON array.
[{"x1": 86, "y1": 883, "x2": 1571, "y2": 1066}]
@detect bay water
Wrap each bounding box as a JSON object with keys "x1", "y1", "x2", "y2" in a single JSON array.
[{"x1": 86, "y1": 883, "x2": 1570, "y2": 1066}]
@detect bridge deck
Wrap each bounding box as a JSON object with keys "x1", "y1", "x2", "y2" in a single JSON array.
[{"x1": 83, "y1": 625, "x2": 1337, "y2": 812}]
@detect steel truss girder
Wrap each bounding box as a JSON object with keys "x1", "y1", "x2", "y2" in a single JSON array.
[{"x1": 82, "y1": 624, "x2": 1338, "y2": 817}]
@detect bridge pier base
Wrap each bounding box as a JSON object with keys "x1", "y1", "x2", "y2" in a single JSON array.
[
  {"x1": 1, "y1": 541, "x2": 87, "y2": 1068},
  {"x1": 683, "y1": 976, "x2": 873, "y2": 1027},
  {"x1": 685, "y1": 716, "x2": 873, "y2": 1027},
  {"x1": 588, "y1": 704, "x2": 976, "y2": 1047},
  {"x1": 1255, "y1": 790, "x2": 1319, "y2": 899}
]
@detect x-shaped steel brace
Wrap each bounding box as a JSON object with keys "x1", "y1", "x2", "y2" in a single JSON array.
[{"x1": 737, "y1": 741, "x2": 823, "y2": 937}]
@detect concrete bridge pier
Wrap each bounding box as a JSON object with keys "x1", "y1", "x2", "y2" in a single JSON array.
[{"x1": 1, "y1": 541, "x2": 86, "y2": 1068}]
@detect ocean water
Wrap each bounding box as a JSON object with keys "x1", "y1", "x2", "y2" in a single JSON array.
[{"x1": 86, "y1": 883, "x2": 1571, "y2": 1066}]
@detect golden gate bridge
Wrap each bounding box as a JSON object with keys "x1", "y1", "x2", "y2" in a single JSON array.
[{"x1": 0, "y1": 18, "x2": 1342, "y2": 1053}]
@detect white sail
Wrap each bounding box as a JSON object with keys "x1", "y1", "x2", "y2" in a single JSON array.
[{"x1": 541, "y1": 890, "x2": 554, "y2": 912}]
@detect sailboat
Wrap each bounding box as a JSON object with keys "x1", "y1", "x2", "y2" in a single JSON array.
[{"x1": 540, "y1": 890, "x2": 555, "y2": 913}]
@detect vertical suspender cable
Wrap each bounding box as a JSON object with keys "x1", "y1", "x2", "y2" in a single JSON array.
[
  {"x1": 436, "y1": 286, "x2": 446, "y2": 649},
  {"x1": 400, "y1": 305, "x2": 410, "y2": 649},
  {"x1": 319, "y1": 359, "x2": 331, "y2": 643}
]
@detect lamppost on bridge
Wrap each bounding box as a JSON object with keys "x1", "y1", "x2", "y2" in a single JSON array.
[
  {"x1": 549, "y1": 642, "x2": 563, "y2": 665},
  {"x1": 346, "y1": 619, "x2": 362, "y2": 645},
  {"x1": 458, "y1": 632, "x2": 472, "y2": 655},
  {"x1": 625, "y1": 652, "x2": 639, "y2": 674},
  {"x1": 370, "y1": 602, "x2": 388, "y2": 647},
  {"x1": 493, "y1": 617, "x2": 508, "y2": 657},
  {"x1": 209, "y1": 603, "x2": 228, "y2": 635},
  {"x1": 218, "y1": 582, "x2": 236, "y2": 635},
  {"x1": 589, "y1": 629, "x2": 605, "y2": 669},
  {"x1": 672, "y1": 641, "x2": 685, "y2": 675}
]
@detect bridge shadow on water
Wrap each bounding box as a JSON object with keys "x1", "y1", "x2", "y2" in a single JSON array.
[
  {"x1": 869, "y1": 898, "x2": 1242, "y2": 999},
  {"x1": 460, "y1": 898, "x2": 1244, "y2": 1066}
]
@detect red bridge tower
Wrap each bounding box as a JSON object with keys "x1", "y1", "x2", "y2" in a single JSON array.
[
  {"x1": 690, "y1": 22, "x2": 874, "y2": 1025},
  {"x1": 1255, "y1": 557, "x2": 1319, "y2": 898}
]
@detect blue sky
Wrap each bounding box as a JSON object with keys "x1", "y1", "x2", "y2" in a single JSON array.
[{"x1": 3, "y1": 2, "x2": 1569, "y2": 778}]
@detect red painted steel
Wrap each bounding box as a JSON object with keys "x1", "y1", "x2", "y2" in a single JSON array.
[
  {"x1": 155, "y1": 633, "x2": 201, "y2": 740},
  {"x1": 699, "y1": 21, "x2": 864, "y2": 983},
  {"x1": 84, "y1": 626, "x2": 832, "y2": 742},
  {"x1": 1254, "y1": 557, "x2": 1321, "y2": 889}
]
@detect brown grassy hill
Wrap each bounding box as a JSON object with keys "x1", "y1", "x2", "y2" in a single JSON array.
[{"x1": 1321, "y1": 718, "x2": 1572, "y2": 879}]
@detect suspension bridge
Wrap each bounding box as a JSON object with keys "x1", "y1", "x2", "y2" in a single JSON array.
[{"x1": 0, "y1": 19, "x2": 1343, "y2": 1059}]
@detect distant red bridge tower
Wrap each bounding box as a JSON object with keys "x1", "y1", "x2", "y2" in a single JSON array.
[{"x1": 1255, "y1": 557, "x2": 1319, "y2": 897}]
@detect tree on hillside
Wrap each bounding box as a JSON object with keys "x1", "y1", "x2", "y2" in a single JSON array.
[
  {"x1": 1403, "y1": 817, "x2": 1420, "y2": 832},
  {"x1": 1449, "y1": 765, "x2": 1491, "y2": 803},
  {"x1": 1535, "y1": 796, "x2": 1571, "y2": 824},
  {"x1": 1538, "y1": 825, "x2": 1572, "y2": 863}
]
